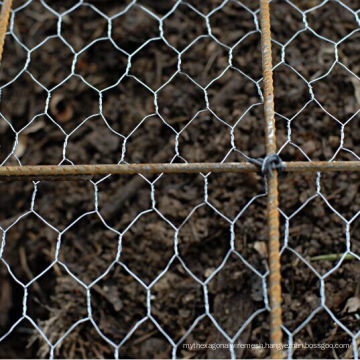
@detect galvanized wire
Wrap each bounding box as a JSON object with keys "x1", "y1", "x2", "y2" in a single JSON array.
[
  {"x1": 0, "y1": 1, "x2": 271, "y2": 359},
  {"x1": 0, "y1": 0, "x2": 359, "y2": 359},
  {"x1": 273, "y1": 1, "x2": 360, "y2": 359}
]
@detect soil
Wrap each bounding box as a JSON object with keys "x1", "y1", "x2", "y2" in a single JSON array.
[{"x1": 1, "y1": 0, "x2": 360, "y2": 359}]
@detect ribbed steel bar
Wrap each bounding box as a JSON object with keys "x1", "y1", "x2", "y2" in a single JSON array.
[
  {"x1": 0, "y1": 0, "x2": 12, "y2": 62},
  {"x1": 259, "y1": 0, "x2": 283, "y2": 357},
  {"x1": 0, "y1": 161, "x2": 359, "y2": 180},
  {"x1": 0, "y1": 163, "x2": 257, "y2": 178}
]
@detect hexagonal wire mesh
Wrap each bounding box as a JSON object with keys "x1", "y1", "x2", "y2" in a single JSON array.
[{"x1": 0, "y1": 0, "x2": 359, "y2": 359}]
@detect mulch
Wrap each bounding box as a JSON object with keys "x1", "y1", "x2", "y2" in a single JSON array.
[{"x1": 0, "y1": 0, "x2": 360, "y2": 358}]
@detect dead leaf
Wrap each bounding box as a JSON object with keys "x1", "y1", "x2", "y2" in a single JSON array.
[
  {"x1": 15, "y1": 134, "x2": 27, "y2": 158},
  {"x1": 351, "y1": 77, "x2": 360, "y2": 106},
  {"x1": 343, "y1": 296, "x2": 360, "y2": 314},
  {"x1": 23, "y1": 119, "x2": 45, "y2": 135},
  {"x1": 50, "y1": 94, "x2": 74, "y2": 123}
]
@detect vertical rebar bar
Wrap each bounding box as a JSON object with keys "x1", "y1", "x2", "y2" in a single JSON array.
[
  {"x1": 0, "y1": 0, "x2": 12, "y2": 62},
  {"x1": 0, "y1": 0, "x2": 11, "y2": 60},
  {"x1": 259, "y1": 0, "x2": 283, "y2": 358}
]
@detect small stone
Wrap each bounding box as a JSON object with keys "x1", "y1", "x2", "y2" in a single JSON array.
[
  {"x1": 253, "y1": 241, "x2": 267, "y2": 257},
  {"x1": 205, "y1": 268, "x2": 215, "y2": 278},
  {"x1": 250, "y1": 344, "x2": 266, "y2": 358},
  {"x1": 301, "y1": 140, "x2": 316, "y2": 155}
]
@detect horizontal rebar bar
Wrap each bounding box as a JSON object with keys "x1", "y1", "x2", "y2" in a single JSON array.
[{"x1": 0, "y1": 161, "x2": 359, "y2": 180}]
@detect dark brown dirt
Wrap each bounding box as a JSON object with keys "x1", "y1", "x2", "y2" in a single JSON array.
[{"x1": 0, "y1": 0, "x2": 360, "y2": 359}]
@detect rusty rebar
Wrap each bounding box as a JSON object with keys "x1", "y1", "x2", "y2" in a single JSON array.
[
  {"x1": 0, "y1": 0, "x2": 12, "y2": 62},
  {"x1": 0, "y1": 161, "x2": 359, "y2": 180},
  {"x1": 0, "y1": 163, "x2": 256, "y2": 178},
  {"x1": 0, "y1": 0, "x2": 358, "y2": 355},
  {"x1": 259, "y1": 0, "x2": 283, "y2": 357}
]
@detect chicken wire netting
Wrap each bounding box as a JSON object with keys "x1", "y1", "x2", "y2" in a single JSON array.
[{"x1": 0, "y1": 0, "x2": 359, "y2": 358}]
